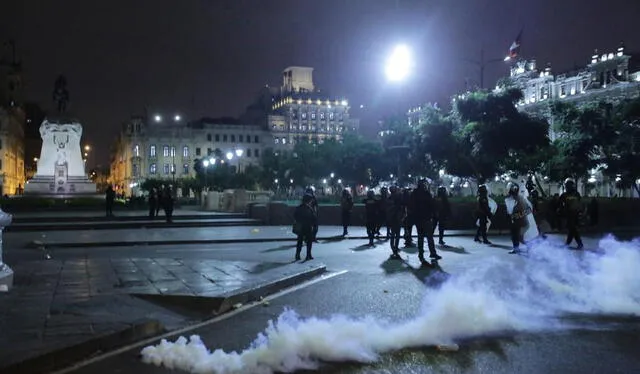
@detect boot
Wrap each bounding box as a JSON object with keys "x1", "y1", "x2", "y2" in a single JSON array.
[
  {"x1": 305, "y1": 250, "x2": 313, "y2": 261},
  {"x1": 295, "y1": 247, "x2": 302, "y2": 261}
]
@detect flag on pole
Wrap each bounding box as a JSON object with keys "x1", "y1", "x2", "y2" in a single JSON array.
[{"x1": 507, "y1": 29, "x2": 523, "y2": 60}]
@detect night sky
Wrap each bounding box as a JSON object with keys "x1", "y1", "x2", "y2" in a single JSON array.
[{"x1": 2, "y1": 0, "x2": 640, "y2": 165}]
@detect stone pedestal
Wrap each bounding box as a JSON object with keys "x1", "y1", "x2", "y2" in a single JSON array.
[
  {"x1": 0, "y1": 209, "x2": 13, "y2": 292},
  {"x1": 24, "y1": 119, "x2": 96, "y2": 196}
]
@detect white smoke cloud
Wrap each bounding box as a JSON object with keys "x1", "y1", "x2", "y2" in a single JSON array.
[{"x1": 141, "y1": 236, "x2": 640, "y2": 374}]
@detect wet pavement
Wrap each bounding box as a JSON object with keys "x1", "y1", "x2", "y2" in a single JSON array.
[
  {"x1": 60, "y1": 266, "x2": 640, "y2": 374},
  {"x1": 0, "y1": 257, "x2": 324, "y2": 372}
]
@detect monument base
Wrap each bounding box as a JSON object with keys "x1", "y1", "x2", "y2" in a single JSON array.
[
  {"x1": 24, "y1": 175, "x2": 97, "y2": 195},
  {"x1": 0, "y1": 264, "x2": 13, "y2": 292}
]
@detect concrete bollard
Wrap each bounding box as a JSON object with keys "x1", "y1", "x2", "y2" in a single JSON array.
[{"x1": 0, "y1": 208, "x2": 13, "y2": 292}]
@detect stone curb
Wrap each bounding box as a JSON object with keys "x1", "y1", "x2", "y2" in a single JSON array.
[
  {"x1": 11, "y1": 213, "x2": 242, "y2": 224},
  {"x1": 0, "y1": 319, "x2": 164, "y2": 374},
  {"x1": 8, "y1": 219, "x2": 261, "y2": 232},
  {"x1": 214, "y1": 264, "x2": 327, "y2": 314},
  {"x1": 0, "y1": 264, "x2": 327, "y2": 374},
  {"x1": 133, "y1": 264, "x2": 327, "y2": 317}
]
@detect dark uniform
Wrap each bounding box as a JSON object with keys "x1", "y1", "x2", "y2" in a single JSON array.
[
  {"x1": 474, "y1": 185, "x2": 492, "y2": 244},
  {"x1": 387, "y1": 186, "x2": 406, "y2": 258},
  {"x1": 410, "y1": 179, "x2": 440, "y2": 263},
  {"x1": 294, "y1": 194, "x2": 318, "y2": 260},
  {"x1": 363, "y1": 190, "x2": 378, "y2": 246},
  {"x1": 305, "y1": 187, "x2": 319, "y2": 242},
  {"x1": 432, "y1": 186, "x2": 451, "y2": 245},
  {"x1": 376, "y1": 187, "x2": 390, "y2": 239},
  {"x1": 340, "y1": 189, "x2": 354, "y2": 236},
  {"x1": 402, "y1": 188, "x2": 415, "y2": 247},
  {"x1": 559, "y1": 178, "x2": 583, "y2": 249}
]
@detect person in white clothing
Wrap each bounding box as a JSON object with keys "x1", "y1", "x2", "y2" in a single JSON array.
[{"x1": 505, "y1": 182, "x2": 537, "y2": 254}]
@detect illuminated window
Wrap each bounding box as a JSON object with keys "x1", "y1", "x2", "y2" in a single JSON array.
[
  {"x1": 150, "y1": 145, "x2": 156, "y2": 157},
  {"x1": 183, "y1": 146, "x2": 189, "y2": 157},
  {"x1": 320, "y1": 112, "x2": 325, "y2": 120},
  {"x1": 163, "y1": 164, "x2": 170, "y2": 174},
  {"x1": 311, "y1": 112, "x2": 316, "y2": 120},
  {"x1": 301, "y1": 112, "x2": 307, "y2": 119},
  {"x1": 282, "y1": 138, "x2": 287, "y2": 144},
  {"x1": 329, "y1": 112, "x2": 334, "y2": 120},
  {"x1": 170, "y1": 146, "x2": 176, "y2": 157},
  {"x1": 163, "y1": 145, "x2": 169, "y2": 157},
  {"x1": 133, "y1": 144, "x2": 140, "y2": 157},
  {"x1": 183, "y1": 164, "x2": 189, "y2": 174},
  {"x1": 275, "y1": 138, "x2": 280, "y2": 144},
  {"x1": 150, "y1": 163, "x2": 157, "y2": 174}
]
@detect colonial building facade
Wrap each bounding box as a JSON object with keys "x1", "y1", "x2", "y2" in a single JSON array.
[
  {"x1": 110, "y1": 116, "x2": 269, "y2": 195},
  {"x1": 268, "y1": 66, "x2": 359, "y2": 149},
  {"x1": 0, "y1": 107, "x2": 25, "y2": 195},
  {"x1": 506, "y1": 43, "x2": 640, "y2": 133}
]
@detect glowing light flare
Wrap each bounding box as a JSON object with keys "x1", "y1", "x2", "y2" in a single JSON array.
[
  {"x1": 226, "y1": 152, "x2": 233, "y2": 160},
  {"x1": 385, "y1": 44, "x2": 414, "y2": 82}
]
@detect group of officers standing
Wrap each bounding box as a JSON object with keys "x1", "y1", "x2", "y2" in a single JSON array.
[
  {"x1": 293, "y1": 177, "x2": 585, "y2": 266},
  {"x1": 358, "y1": 179, "x2": 447, "y2": 265}
]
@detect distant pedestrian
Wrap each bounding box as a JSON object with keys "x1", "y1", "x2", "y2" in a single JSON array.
[
  {"x1": 293, "y1": 194, "x2": 317, "y2": 261},
  {"x1": 560, "y1": 178, "x2": 583, "y2": 249},
  {"x1": 156, "y1": 184, "x2": 165, "y2": 217},
  {"x1": 363, "y1": 190, "x2": 378, "y2": 246},
  {"x1": 340, "y1": 188, "x2": 354, "y2": 236},
  {"x1": 162, "y1": 186, "x2": 174, "y2": 223},
  {"x1": 305, "y1": 186, "x2": 319, "y2": 242},
  {"x1": 432, "y1": 186, "x2": 452, "y2": 246},
  {"x1": 148, "y1": 188, "x2": 157, "y2": 218},
  {"x1": 105, "y1": 185, "x2": 115, "y2": 217},
  {"x1": 387, "y1": 185, "x2": 406, "y2": 259},
  {"x1": 474, "y1": 185, "x2": 492, "y2": 244}
]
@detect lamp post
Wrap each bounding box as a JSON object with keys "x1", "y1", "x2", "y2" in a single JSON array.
[{"x1": 463, "y1": 49, "x2": 507, "y2": 89}]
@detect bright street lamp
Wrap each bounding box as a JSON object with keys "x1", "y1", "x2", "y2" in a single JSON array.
[
  {"x1": 330, "y1": 172, "x2": 335, "y2": 178},
  {"x1": 174, "y1": 114, "x2": 181, "y2": 122},
  {"x1": 154, "y1": 114, "x2": 162, "y2": 123},
  {"x1": 385, "y1": 44, "x2": 413, "y2": 82},
  {"x1": 274, "y1": 178, "x2": 279, "y2": 184},
  {"x1": 323, "y1": 179, "x2": 327, "y2": 184},
  {"x1": 235, "y1": 149, "x2": 244, "y2": 157},
  {"x1": 225, "y1": 152, "x2": 233, "y2": 160},
  {"x1": 84, "y1": 145, "x2": 91, "y2": 151},
  {"x1": 203, "y1": 160, "x2": 210, "y2": 167},
  {"x1": 208, "y1": 157, "x2": 216, "y2": 165},
  {"x1": 337, "y1": 179, "x2": 342, "y2": 184}
]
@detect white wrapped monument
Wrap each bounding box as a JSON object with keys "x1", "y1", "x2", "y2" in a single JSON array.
[{"x1": 24, "y1": 119, "x2": 96, "y2": 195}]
